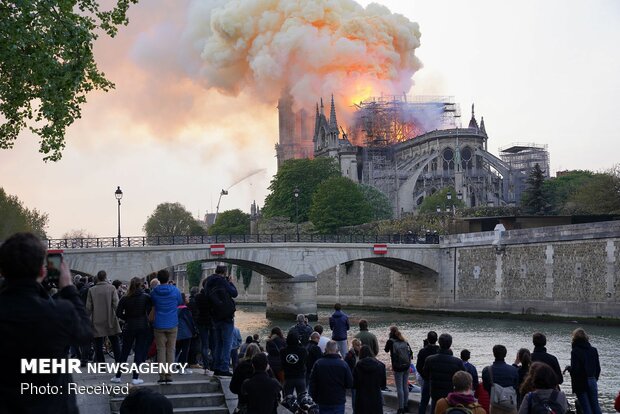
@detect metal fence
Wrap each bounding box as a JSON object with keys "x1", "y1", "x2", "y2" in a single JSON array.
[{"x1": 44, "y1": 233, "x2": 440, "y2": 249}]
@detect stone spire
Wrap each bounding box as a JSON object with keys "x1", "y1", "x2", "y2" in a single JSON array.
[
  {"x1": 320, "y1": 98, "x2": 324, "y2": 115},
  {"x1": 329, "y1": 94, "x2": 338, "y2": 132},
  {"x1": 480, "y1": 116, "x2": 486, "y2": 135},
  {"x1": 313, "y1": 102, "x2": 320, "y2": 138},
  {"x1": 468, "y1": 103, "x2": 479, "y2": 129}
]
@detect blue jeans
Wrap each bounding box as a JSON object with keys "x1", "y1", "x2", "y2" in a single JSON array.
[
  {"x1": 418, "y1": 379, "x2": 430, "y2": 414},
  {"x1": 576, "y1": 378, "x2": 602, "y2": 414},
  {"x1": 212, "y1": 320, "x2": 234, "y2": 372},
  {"x1": 335, "y1": 340, "x2": 348, "y2": 358},
  {"x1": 394, "y1": 370, "x2": 409, "y2": 410},
  {"x1": 115, "y1": 328, "x2": 149, "y2": 379},
  {"x1": 318, "y1": 404, "x2": 345, "y2": 414},
  {"x1": 198, "y1": 324, "x2": 212, "y2": 369}
]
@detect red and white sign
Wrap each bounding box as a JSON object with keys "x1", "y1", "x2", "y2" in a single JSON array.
[
  {"x1": 373, "y1": 244, "x2": 388, "y2": 255},
  {"x1": 210, "y1": 244, "x2": 226, "y2": 256}
]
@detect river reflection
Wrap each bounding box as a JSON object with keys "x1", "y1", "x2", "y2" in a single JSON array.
[{"x1": 234, "y1": 305, "x2": 620, "y2": 413}]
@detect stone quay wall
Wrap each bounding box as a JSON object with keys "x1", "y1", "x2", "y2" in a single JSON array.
[{"x1": 236, "y1": 221, "x2": 620, "y2": 319}]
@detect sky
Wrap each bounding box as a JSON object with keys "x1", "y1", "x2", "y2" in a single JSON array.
[{"x1": 1, "y1": 0, "x2": 619, "y2": 238}]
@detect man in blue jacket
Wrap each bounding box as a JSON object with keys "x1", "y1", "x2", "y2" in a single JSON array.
[
  {"x1": 329, "y1": 303, "x2": 350, "y2": 358},
  {"x1": 482, "y1": 344, "x2": 519, "y2": 414},
  {"x1": 205, "y1": 264, "x2": 238, "y2": 376},
  {"x1": 150, "y1": 269, "x2": 183, "y2": 383},
  {"x1": 309, "y1": 340, "x2": 353, "y2": 414}
]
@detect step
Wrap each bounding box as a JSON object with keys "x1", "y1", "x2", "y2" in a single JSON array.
[
  {"x1": 111, "y1": 392, "x2": 225, "y2": 411},
  {"x1": 112, "y1": 406, "x2": 228, "y2": 414},
  {"x1": 111, "y1": 380, "x2": 221, "y2": 396}
]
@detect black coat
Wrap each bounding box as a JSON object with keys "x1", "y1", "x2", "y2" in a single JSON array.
[
  {"x1": 0, "y1": 280, "x2": 93, "y2": 414},
  {"x1": 266, "y1": 336, "x2": 286, "y2": 373},
  {"x1": 353, "y1": 357, "x2": 386, "y2": 414},
  {"x1": 569, "y1": 339, "x2": 601, "y2": 394},
  {"x1": 241, "y1": 371, "x2": 282, "y2": 414},
  {"x1": 306, "y1": 340, "x2": 323, "y2": 375},
  {"x1": 416, "y1": 344, "x2": 439, "y2": 380},
  {"x1": 230, "y1": 359, "x2": 254, "y2": 405},
  {"x1": 194, "y1": 289, "x2": 212, "y2": 326},
  {"x1": 531, "y1": 346, "x2": 563, "y2": 385},
  {"x1": 423, "y1": 349, "x2": 466, "y2": 400},
  {"x1": 280, "y1": 344, "x2": 307, "y2": 379},
  {"x1": 309, "y1": 354, "x2": 353, "y2": 405},
  {"x1": 116, "y1": 290, "x2": 151, "y2": 331}
]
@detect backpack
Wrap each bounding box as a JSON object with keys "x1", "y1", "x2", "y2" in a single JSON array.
[
  {"x1": 391, "y1": 340, "x2": 411, "y2": 371},
  {"x1": 488, "y1": 366, "x2": 517, "y2": 410},
  {"x1": 206, "y1": 283, "x2": 236, "y2": 321},
  {"x1": 445, "y1": 404, "x2": 476, "y2": 414},
  {"x1": 527, "y1": 390, "x2": 565, "y2": 414}
]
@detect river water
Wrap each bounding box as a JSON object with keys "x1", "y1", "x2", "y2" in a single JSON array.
[{"x1": 234, "y1": 305, "x2": 620, "y2": 413}]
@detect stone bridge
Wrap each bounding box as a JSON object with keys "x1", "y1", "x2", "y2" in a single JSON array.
[{"x1": 62, "y1": 242, "x2": 442, "y2": 319}]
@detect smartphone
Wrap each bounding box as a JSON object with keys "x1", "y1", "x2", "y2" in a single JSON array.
[{"x1": 46, "y1": 250, "x2": 64, "y2": 286}]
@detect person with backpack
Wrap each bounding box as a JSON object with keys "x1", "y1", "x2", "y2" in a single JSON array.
[
  {"x1": 423, "y1": 333, "x2": 466, "y2": 414},
  {"x1": 518, "y1": 362, "x2": 567, "y2": 414},
  {"x1": 435, "y1": 371, "x2": 486, "y2": 414},
  {"x1": 482, "y1": 345, "x2": 519, "y2": 414},
  {"x1": 565, "y1": 328, "x2": 601, "y2": 414},
  {"x1": 205, "y1": 264, "x2": 238, "y2": 376},
  {"x1": 385, "y1": 326, "x2": 414, "y2": 414}
]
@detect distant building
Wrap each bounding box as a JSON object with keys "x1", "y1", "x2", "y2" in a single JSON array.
[{"x1": 275, "y1": 92, "x2": 551, "y2": 217}]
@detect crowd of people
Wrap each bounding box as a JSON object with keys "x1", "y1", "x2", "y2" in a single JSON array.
[{"x1": 1, "y1": 232, "x2": 619, "y2": 414}]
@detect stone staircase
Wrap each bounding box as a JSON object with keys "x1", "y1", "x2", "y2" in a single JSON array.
[{"x1": 109, "y1": 379, "x2": 229, "y2": 414}]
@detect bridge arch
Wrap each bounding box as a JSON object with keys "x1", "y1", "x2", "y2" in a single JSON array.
[{"x1": 62, "y1": 243, "x2": 441, "y2": 321}]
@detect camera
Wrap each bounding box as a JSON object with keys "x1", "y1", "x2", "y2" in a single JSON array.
[{"x1": 46, "y1": 250, "x2": 64, "y2": 287}]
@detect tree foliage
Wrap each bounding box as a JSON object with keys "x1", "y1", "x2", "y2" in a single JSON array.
[
  {"x1": 418, "y1": 187, "x2": 465, "y2": 214},
  {"x1": 359, "y1": 184, "x2": 393, "y2": 220},
  {"x1": 257, "y1": 216, "x2": 315, "y2": 235},
  {"x1": 143, "y1": 202, "x2": 206, "y2": 237},
  {"x1": 0, "y1": 188, "x2": 48, "y2": 240},
  {"x1": 208, "y1": 209, "x2": 250, "y2": 235},
  {"x1": 235, "y1": 266, "x2": 253, "y2": 290},
  {"x1": 521, "y1": 164, "x2": 550, "y2": 215},
  {"x1": 263, "y1": 158, "x2": 340, "y2": 222},
  {"x1": 186, "y1": 261, "x2": 203, "y2": 289},
  {"x1": 0, "y1": 0, "x2": 138, "y2": 161},
  {"x1": 563, "y1": 170, "x2": 620, "y2": 214},
  {"x1": 542, "y1": 170, "x2": 594, "y2": 214},
  {"x1": 309, "y1": 177, "x2": 372, "y2": 233}
]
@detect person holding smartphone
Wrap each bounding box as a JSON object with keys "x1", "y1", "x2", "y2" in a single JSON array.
[{"x1": 0, "y1": 232, "x2": 93, "y2": 413}]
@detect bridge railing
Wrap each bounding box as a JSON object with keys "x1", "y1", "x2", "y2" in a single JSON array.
[{"x1": 44, "y1": 233, "x2": 440, "y2": 249}]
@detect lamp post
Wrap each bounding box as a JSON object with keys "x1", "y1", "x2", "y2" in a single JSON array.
[
  {"x1": 293, "y1": 187, "x2": 300, "y2": 241},
  {"x1": 115, "y1": 186, "x2": 123, "y2": 247}
]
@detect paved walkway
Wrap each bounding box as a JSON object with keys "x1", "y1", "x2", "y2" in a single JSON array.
[{"x1": 71, "y1": 365, "x2": 421, "y2": 414}]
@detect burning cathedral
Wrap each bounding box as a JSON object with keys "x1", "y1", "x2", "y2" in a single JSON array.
[{"x1": 276, "y1": 94, "x2": 550, "y2": 217}]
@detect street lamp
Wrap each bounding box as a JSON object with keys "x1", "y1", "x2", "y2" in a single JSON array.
[
  {"x1": 293, "y1": 187, "x2": 300, "y2": 241},
  {"x1": 115, "y1": 186, "x2": 123, "y2": 246}
]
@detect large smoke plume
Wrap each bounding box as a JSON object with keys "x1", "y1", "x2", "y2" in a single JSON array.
[{"x1": 190, "y1": 0, "x2": 422, "y2": 120}]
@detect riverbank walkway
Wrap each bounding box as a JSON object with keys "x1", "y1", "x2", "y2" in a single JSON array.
[{"x1": 72, "y1": 366, "x2": 420, "y2": 413}]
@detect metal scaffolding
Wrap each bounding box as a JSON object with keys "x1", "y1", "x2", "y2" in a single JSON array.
[
  {"x1": 499, "y1": 143, "x2": 550, "y2": 178},
  {"x1": 349, "y1": 95, "x2": 461, "y2": 147}
]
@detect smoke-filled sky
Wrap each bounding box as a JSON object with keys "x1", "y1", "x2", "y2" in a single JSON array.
[{"x1": 1, "y1": 0, "x2": 619, "y2": 238}]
